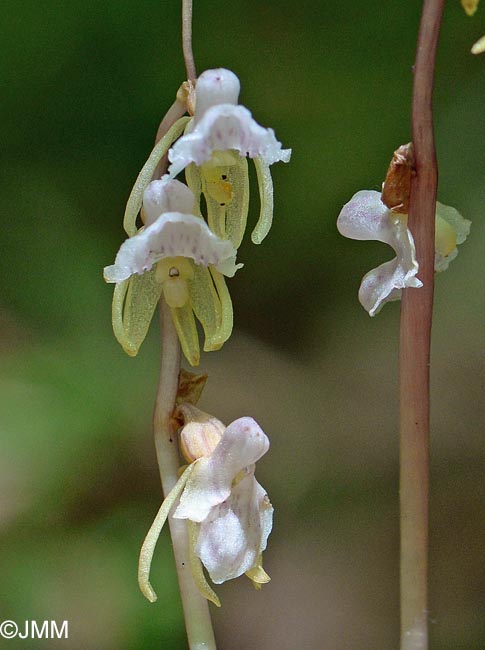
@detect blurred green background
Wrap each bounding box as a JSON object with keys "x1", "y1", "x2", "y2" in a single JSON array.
[{"x1": 1, "y1": 1, "x2": 484, "y2": 648}]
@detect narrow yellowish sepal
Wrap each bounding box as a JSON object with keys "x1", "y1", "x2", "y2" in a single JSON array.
[
  {"x1": 112, "y1": 279, "x2": 136, "y2": 356},
  {"x1": 114, "y1": 268, "x2": 163, "y2": 356},
  {"x1": 189, "y1": 264, "x2": 223, "y2": 352},
  {"x1": 206, "y1": 267, "x2": 233, "y2": 350},
  {"x1": 245, "y1": 555, "x2": 271, "y2": 590},
  {"x1": 252, "y1": 156, "x2": 274, "y2": 245},
  {"x1": 138, "y1": 464, "x2": 195, "y2": 602},
  {"x1": 170, "y1": 301, "x2": 200, "y2": 366},
  {"x1": 123, "y1": 116, "x2": 191, "y2": 236}
]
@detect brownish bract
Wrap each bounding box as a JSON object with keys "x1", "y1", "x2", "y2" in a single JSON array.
[{"x1": 381, "y1": 143, "x2": 415, "y2": 214}]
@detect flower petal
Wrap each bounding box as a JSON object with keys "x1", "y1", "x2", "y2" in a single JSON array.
[
  {"x1": 434, "y1": 202, "x2": 471, "y2": 272},
  {"x1": 359, "y1": 258, "x2": 422, "y2": 316},
  {"x1": 173, "y1": 417, "x2": 270, "y2": 523},
  {"x1": 200, "y1": 155, "x2": 250, "y2": 249},
  {"x1": 206, "y1": 267, "x2": 234, "y2": 349},
  {"x1": 337, "y1": 190, "x2": 422, "y2": 315},
  {"x1": 167, "y1": 104, "x2": 291, "y2": 177},
  {"x1": 195, "y1": 474, "x2": 273, "y2": 584},
  {"x1": 170, "y1": 301, "x2": 200, "y2": 366},
  {"x1": 337, "y1": 190, "x2": 398, "y2": 245},
  {"x1": 252, "y1": 155, "x2": 274, "y2": 244},
  {"x1": 123, "y1": 117, "x2": 190, "y2": 236},
  {"x1": 104, "y1": 213, "x2": 238, "y2": 283},
  {"x1": 189, "y1": 264, "x2": 222, "y2": 352},
  {"x1": 111, "y1": 269, "x2": 163, "y2": 356}
]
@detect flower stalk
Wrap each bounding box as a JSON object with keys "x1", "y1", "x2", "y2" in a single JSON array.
[
  {"x1": 148, "y1": 4, "x2": 215, "y2": 646},
  {"x1": 182, "y1": 0, "x2": 196, "y2": 81},
  {"x1": 399, "y1": 1, "x2": 445, "y2": 648},
  {"x1": 153, "y1": 299, "x2": 216, "y2": 650}
]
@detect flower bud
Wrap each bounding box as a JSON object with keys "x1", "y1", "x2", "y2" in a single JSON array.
[{"x1": 177, "y1": 403, "x2": 225, "y2": 462}]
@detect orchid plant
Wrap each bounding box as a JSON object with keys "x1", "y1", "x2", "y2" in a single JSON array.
[
  {"x1": 335, "y1": 3, "x2": 476, "y2": 646},
  {"x1": 104, "y1": 179, "x2": 242, "y2": 365},
  {"x1": 104, "y1": 4, "x2": 290, "y2": 644}
]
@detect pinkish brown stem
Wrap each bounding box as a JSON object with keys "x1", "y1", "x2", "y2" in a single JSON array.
[{"x1": 399, "y1": 1, "x2": 444, "y2": 649}]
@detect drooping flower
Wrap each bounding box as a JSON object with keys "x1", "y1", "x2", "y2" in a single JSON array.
[
  {"x1": 168, "y1": 68, "x2": 291, "y2": 248},
  {"x1": 121, "y1": 69, "x2": 290, "y2": 250},
  {"x1": 337, "y1": 190, "x2": 470, "y2": 315},
  {"x1": 161, "y1": 68, "x2": 291, "y2": 248},
  {"x1": 104, "y1": 180, "x2": 242, "y2": 365},
  {"x1": 138, "y1": 404, "x2": 273, "y2": 606}
]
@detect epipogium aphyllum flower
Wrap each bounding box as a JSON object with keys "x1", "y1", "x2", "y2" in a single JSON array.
[
  {"x1": 337, "y1": 190, "x2": 471, "y2": 315},
  {"x1": 167, "y1": 68, "x2": 291, "y2": 248},
  {"x1": 138, "y1": 404, "x2": 273, "y2": 607},
  {"x1": 104, "y1": 179, "x2": 243, "y2": 365},
  {"x1": 123, "y1": 68, "x2": 291, "y2": 250}
]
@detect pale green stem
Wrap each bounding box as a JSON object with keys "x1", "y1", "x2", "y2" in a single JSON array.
[
  {"x1": 399, "y1": 1, "x2": 444, "y2": 649},
  {"x1": 182, "y1": 0, "x2": 196, "y2": 80},
  {"x1": 149, "y1": 5, "x2": 213, "y2": 643},
  {"x1": 153, "y1": 299, "x2": 217, "y2": 650}
]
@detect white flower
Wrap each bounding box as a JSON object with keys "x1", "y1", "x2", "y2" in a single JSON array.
[
  {"x1": 174, "y1": 415, "x2": 273, "y2": 584},
  {"x1": 104, "y1": 180, "x2": 242, "y2": 364},
  {"x1": 167, "y1": 68, "x2": 291, "y2": 178},
  {"x1": 337, "y1": 190, "x2": 471, "y2": 315},
  {"x1": 138, "y1": 409, "x2": 273, "y2": 605},
  {"x1": 337, "y1": 190, "x2": 422, "y2": 315},
  {"x1": 168, "y1": 68, "x2": 291, "y2": 248}
]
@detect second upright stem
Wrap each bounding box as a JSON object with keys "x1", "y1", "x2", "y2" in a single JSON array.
[{"x1": 399, "y1": 1, "x2": 444, "y2": 649}]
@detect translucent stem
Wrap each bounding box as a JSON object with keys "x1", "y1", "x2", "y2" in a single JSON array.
[
  {"x1": 153, "y1": 299, "x2": 217, "y2": 650},
  {"x1": 399, "y1": 2, "x2": 444, "y2": 649},
  {"x1": 182, "y1": 0, "x2": 196, "y2": 81}
]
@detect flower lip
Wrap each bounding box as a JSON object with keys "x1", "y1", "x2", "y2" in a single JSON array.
[
  {"x1": 167, "y1": 104, "x2": 291, "y2": 178},
  {"x1": 103, "y1": 212, "x2": 241, "y2": 283},
  {"x1": 337, "y1": 190, "x2": 422, "y2": 315},
  {"x1": 195, "y1": 473, "x2": 273, "y2": 584},
  {"x1": 194, "y1": 68, "x2": 241, "y2": 121}
]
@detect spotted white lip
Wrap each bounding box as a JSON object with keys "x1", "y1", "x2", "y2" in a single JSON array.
[{"x1": 104, "y1": 211, "x2": 242, "y2": 283}]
